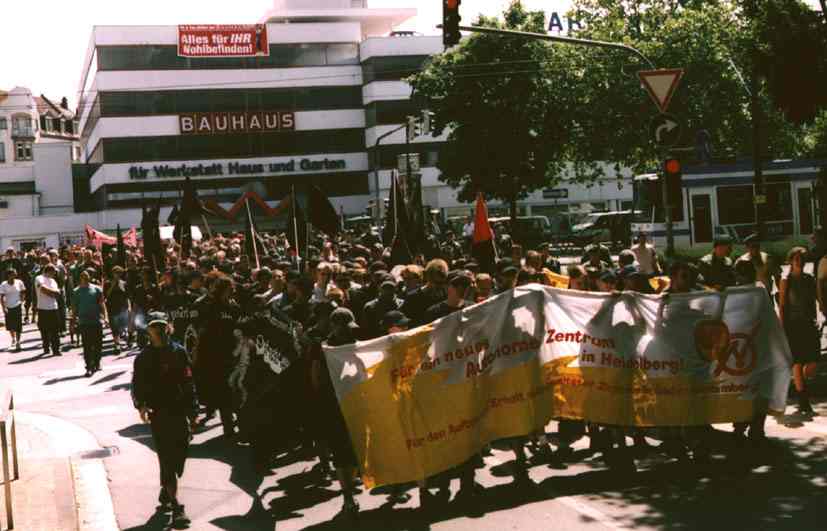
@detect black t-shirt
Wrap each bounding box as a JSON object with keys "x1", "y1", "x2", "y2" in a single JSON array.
[
  {"x1": 163, "y1": 290, "x2": 200, "y2": 353},
  {"x1": 423, "y1": 301, "x2": 464, "y2": 325},
  {"x1": 106, "y1": 279, "x2": 129, "y2": 313},
  {"x1": 400, "y1": 286, "x2": 446, "y2": 327}
]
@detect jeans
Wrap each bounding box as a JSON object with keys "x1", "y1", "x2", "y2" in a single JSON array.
[
  {"x1": 79, "y1": 323, "x2": 103, "y2": 371},
  {"x1": 37, "y1": 309, "x2": 61, "y2": 354}
]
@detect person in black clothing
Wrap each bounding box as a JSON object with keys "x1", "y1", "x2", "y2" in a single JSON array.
[
  {"x1": 131, "y1": 318, "x2": 197, "y2": 528},
  {"x1": 105, "y1": 266, "x2": 130, "y2": 354},
  {"x1": 360, "y1": 277, "x2": 403, "y2": 339},
  {"x1": 284, "y1": 276, "x2": 313, "y2": 326},
  {"x1": 192, "y1": 273, "x2": 241, "y2": 438},
  {"x1": 310, "y1": 307, "x2": 361, "y2": 518},
  {"x1": 423, "y1": 271, "x2": 471, "y2": 324},
  {"x1": 400, "y1": 259, "x2": 448, "y2": 327}
]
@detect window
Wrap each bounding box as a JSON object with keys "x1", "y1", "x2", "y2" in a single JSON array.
[
  {"x1": 0, "y1": 142, "x2": 5, "y2": 162},
  {"x1": 52, "y1": 118, "x2": 63, "y2": 133},
  {"x1": 41, "y1": 115, "x2": 49, "y2": 131},
  {"x1": 15, "y1": 141, "x2": 33, "y2": 161},
  {"x1": 716, "y1": 185, "x2": 755, "y2": 225},
  {"x1": 764, "y1": 182, "x2": 793, "y2": 222},
  {"x1": 99, "y1": 86, "x2": 363, "y2": 117},
  {"x1": 0, "y1": 118, "x2": 6, "y2": 130},
  {"x1": 99, "y1": 128, "x2": 364, "y2": 163},
  {"x1": 362, "y1": 55, "x2": 429, "y2": 84},
  {"x1": 73, "y1": 146, "x2": 82, "y2": 162},
  {"x1": 12, "y1": 116, "x2": 34, "y2": 137}
]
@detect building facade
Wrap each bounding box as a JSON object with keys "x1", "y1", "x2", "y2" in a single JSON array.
[{"x1": 1, "y1": 0, "x2": 632, "y2": 249}]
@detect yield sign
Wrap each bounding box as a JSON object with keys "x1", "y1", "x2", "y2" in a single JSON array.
[{"x1": 638, "y1": 69, "x2": 684, "y2": 114}]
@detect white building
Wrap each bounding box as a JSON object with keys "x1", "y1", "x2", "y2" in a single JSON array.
[
  {"x1": 0, "y1": 87, "x2": 84, "y2": 250},
  {"x1": 0, "y1": 0, "x2": 632, "y2": 249}
]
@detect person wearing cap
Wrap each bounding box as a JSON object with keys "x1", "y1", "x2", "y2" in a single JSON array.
[
  {"x1": 0, "y1": 268, "x2": 26, "y2": 352},
  {"x1": 71, "y1": 270, "x2": 108, "y2": 377},
  {"x1": 497, "y1": 260, "x2": 519, "y2": 293},
  {"x1": 360, "y1": 275, "x2": 403, "y2": 339},
  {"x1": 382, "y1": 310, "x2": 411, "y2": 335},
  {"x1": 629, "y1": 232, "x2": 661, "y2": 276},
  {"x1": 131, "y1": 317, "x2": 197, "y2": 527},
  {"x1": 475, "y1": 273, "x2": 494, "y2": 302},
  {"x1": 423, "y1": 271, "x2": 472, "y2": 324},
  {"x1": 736, "y1": 234, "x2": 780, "y2": 297},
  {"x1": 698, "y1": 236, "x2": 736, "y2": 291}
]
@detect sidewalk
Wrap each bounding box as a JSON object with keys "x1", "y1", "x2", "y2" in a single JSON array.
[{"x1": 8, "y1": 411, "x2": 119, "y2": 531}]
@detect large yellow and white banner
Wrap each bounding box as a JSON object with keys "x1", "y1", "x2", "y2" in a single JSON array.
[{"x1": 324, "y1": 285, "x2": 792, "y2": 487}]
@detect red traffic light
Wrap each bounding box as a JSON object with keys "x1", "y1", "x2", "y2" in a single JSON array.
[
  {"x1": 446, "y1": 0, "x2": 460, "y2": 8},
  {"x1": 664, "y1": 158, "x2": 681, "y2": 175}
]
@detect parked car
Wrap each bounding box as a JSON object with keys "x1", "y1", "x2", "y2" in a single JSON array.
[{"x1": 571, "y1": 211, "x2": 635, "y2": 248}]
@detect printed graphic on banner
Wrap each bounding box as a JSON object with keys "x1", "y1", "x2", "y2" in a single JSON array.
[
  {"x1": 324, "y1": 285, "x2": 792, "y2": 488},
  {"x1": 178, "y1": 25, "x2": 269, "y2": 58}
]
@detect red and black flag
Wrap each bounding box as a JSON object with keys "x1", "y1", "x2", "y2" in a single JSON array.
[{"x1": 472, "y1": 192, "x2": 497, "y2": 274}]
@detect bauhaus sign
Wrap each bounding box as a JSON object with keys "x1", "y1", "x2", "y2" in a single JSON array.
[{"x1": 179, "y1": 112, "x2": 295, "y2": 135}]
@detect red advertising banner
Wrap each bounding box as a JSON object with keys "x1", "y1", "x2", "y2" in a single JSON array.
[{"x1": 178, "y1": 24, "x2": 269, "y2": 58}]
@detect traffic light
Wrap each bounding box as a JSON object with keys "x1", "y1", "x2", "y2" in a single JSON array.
[
  {"x1": 443, "y1": 0, "x2": 461, "y2": 47},
  {"x1": 406, "y1": 115, "x2": 421, "y2": 142},
  {"x1": 420, "y1": 110, "x2": 432, "y2": 136},
  {"x1": 664, "y1": 157, "x2": 682, "y2": 215}
]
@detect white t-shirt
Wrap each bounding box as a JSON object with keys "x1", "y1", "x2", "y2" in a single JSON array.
[
  {"x1": 631, "y1": 243, "x2": 658, "y2": 275},
  {"x1": 35, "y1": 275, "x2": 59, "y2": 311},
  {"x1": 463, "y1": 222, "x2": 474, "y2": 238},
  {"x1": 0, "y1": 279, "x2": 25, "y2": 309}
]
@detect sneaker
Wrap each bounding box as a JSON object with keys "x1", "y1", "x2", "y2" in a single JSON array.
[
  {"x1": 14, "y1": 344, "x2": 21, "y2": 353},
  {"x1": 340, "y1": 499, "x2": 359, "y2": 519},
  {"x1": 158, "y1": 489, "x2": 174, "y2": 513},
  {"x1": 85, "y1": 370, "x2": 93, "y2": 378},
  {"x1": 171, "y1": 504, "x2": 191, "y2": 527}
]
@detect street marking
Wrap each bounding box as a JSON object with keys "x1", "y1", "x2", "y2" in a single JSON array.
[{"x1": 72, "y1": 459, "x2": 119, "y2": 531}]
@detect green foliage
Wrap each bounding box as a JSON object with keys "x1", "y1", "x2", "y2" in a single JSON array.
[{"x1": 409, "y1": 0, "x2": 816, "y2": 210}]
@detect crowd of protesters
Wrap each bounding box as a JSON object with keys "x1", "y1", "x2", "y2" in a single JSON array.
[{"x1": 0, "y1": 221, "x2": 823, "y2": 524}]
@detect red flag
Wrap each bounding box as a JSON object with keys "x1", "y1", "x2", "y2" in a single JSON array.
[
  {"x1": 471, "y1": 193, "x2": 497, "y2": 273},
  {"x1": 472, "y1": 193, "x2": 494, "y2": 243}
]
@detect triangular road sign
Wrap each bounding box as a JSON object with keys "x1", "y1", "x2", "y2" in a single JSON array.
[{"x1": 638, "y1": 69, "x2": 684, "y2": 113}]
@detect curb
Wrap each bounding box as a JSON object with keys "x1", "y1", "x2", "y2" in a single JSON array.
[{"x1": 16, "y1": 412, "x2": 119, "y2": 531}]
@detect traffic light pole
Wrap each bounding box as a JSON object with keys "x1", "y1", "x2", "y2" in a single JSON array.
[
  {"x1": 374, "y1": 123, "x2": 408, "y2": 229},
  {"x1": 450, "y1": 25, "x2": 656, "y2": 68},
  {"x1": 662, "y1": 152, "x2": 675, "y2": 257}
]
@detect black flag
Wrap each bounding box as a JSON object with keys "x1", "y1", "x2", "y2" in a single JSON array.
[
  {"x1": 387, "y1": 173, "x2": 413, "y2": 266},
  {"x1": 167, "y1": 205, "x2": 179, "y2": 225},
  {"x1": 407, "y1": 178, "x2": 425, "y2": 256},
  {"x1": 307, "y1": 184, "x2": 340, "y2": 237},
  {"x1": 141, "y1": 199, "x2": 163, "y2": 271},
  {"x1": 174, "y1": 177, "x2": 199, "y2": 258},
  {"x1": 116, "y1": 224, "x2": 126, "y2": 268},
  {"x1": 285, "y1": 190, "x2": 308, "y2": 262}
]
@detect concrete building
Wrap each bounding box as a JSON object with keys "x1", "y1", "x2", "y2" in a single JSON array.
[{"x1": 1, "y1": 0, "x2": 632, "y2": 249}]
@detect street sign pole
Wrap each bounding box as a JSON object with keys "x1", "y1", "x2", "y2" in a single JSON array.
[{"x1": 662, "y1": 152, "x2": 674, "y2": 257}]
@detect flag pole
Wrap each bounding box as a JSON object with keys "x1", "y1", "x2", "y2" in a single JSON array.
[
  {"x1": 201, "y1": 213, "x2": 213, "y2": 240},
  {"x1": 245, "y1": 196, "x2": 260, "y2": 269},
  {"x1": 291, "y1": 185, "x2": 301, "y2": 271}
]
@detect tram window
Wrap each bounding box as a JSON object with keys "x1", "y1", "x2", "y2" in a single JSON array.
[
  {"x1": 717, "y1": 185, "x2": 755, "y2": 225},
  {"x1": 764, "y1": 182, "x2": 793, "y2": 222}
]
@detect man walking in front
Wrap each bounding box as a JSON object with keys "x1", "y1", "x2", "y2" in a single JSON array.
[
  {"x1": 132, "y1": 318, "x2": 197, "y2": 528},
  {"x1": 0, "y1": 268, "x2": 26, "y2": 352},
  {"x1": 72, "y1": 270, "x2": 107, "y2": 377},
  {"x1": 35, "y1": 264, "x2": 62, "y2": 356}
]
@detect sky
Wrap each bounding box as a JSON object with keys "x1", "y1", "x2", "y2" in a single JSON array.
[
  {"x1": 1, "y1": 0, "x2": 820, "y2": 110},
  {"x1": 0, "y1": 0, "x2": 571, "y2": 108}
]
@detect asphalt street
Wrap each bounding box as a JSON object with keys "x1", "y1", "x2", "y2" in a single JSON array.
[{"x1": 2, "y1": 321, "x2": 826, "y2": 531}]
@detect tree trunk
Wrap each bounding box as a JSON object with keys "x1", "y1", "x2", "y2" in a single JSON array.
[{"x1": 509, "y1": 176, "x2": 518, "y2": 244}]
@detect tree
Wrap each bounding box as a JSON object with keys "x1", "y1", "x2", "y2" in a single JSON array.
[{"x1": 409, "y1": 2, "x2": 597, "y2": 227}]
